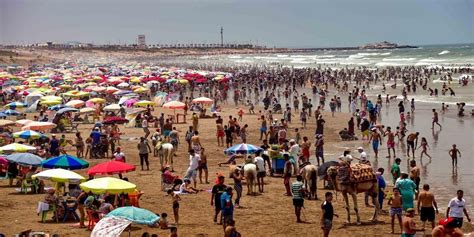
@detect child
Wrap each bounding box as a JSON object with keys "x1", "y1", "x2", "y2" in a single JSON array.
[
  {"x1": 417, "y1": 137, "x2": 431, "y2": 159},
  {"x1": 321, "y1": 192, "x2": 338, "y2": 237},
  {"x1": 159, "y1": 212, "x2": 169, "y2": 229},
  {"x1": 169, "y1": 227, "x2": 178, "y2": 237},
  {"x1": 294, "y1": 128, "x2": 301, "y2": 145},
  {"x1": 167, "y1": 189, "x2": 181, "y2": 225},
  {"x1": 237, "y1": 109, "x2": 244, "y2": 121},
  {"x1": 388, "y1": 187, "x2": 403, "y2": 234}
]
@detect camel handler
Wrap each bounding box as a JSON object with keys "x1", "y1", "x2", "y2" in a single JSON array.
[
  {"x1": 354, "y1": 147, "x2": 371, "y2": 165},
  {"x1": 338, "y1": 149, "x2": 353, "y2": 184}
]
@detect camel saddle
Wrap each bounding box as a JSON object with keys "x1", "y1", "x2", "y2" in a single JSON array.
[{"x1": 348, "y1": 163, "x2": 376, "y2": 183}]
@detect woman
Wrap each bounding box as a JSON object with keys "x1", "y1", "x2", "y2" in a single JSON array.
[
  {"x1": 395, "y1": 173, "x2": 416, "y2": 210},
  {"x1": 76, "y1": 189, "x2": 88, "y2": 228},
  {"x1": 75, "y1": 132, "x2": 84, "y2": 158},
  {"x1": 232, "y1": 168, "x2": 243, "y2": 208}
]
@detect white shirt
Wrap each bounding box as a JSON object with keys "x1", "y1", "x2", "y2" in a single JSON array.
[
  {"x1": 189, "y1": 154, "x2": 201, "y2": 170},
  {"x1": 254, "y1": 156, "x2": 265, "y2": 172},
  {"x1": 289, "y1": 144, "x2": 300, "y2": 158},
  {"x1": 341, "y1": 154, "x2": 353, "y2": 163},
  {"x1": 448, "y1": 197, "x2": 466, "y2": 218},
  {"x1": 359, "y1": 151, "x2": 368, "y2": 161},
  {"x1": 113, "y1": 152, "x2": 125, "y2": 161}
]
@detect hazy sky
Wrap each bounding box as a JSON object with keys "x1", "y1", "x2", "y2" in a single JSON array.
[{"x1": 1, "y1": 0, "x2": 472, "y2": 47}]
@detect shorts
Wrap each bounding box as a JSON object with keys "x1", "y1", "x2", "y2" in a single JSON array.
[
  {"x1": 223, "y1": 215, "x2": 233, "y2": 225},
  {"x1": 199, "y1": 163, "x2": 208, "y2": 170},
  {"x1": 226, "y1": 137, "x2": 233, "y2": 144},
  {"x1": 420, "y1": 207, "x2": 435, "y2": 222},
  {"x1": 390, "y1": 207, "x2": 403, "y2": 217},
  {"x1": 372, "y1": 140, "x2": 379, "y2": 151},
  {"x1": 322, "y1": 219, "x2": 333, "y2": 230},
  {"x1": 257, "y1": 171, "x2": 266, "y2": 178},
  {"x1": 173, "y1": 202, "x2": 180, "y2": 209},
  {"x1": 387, "y1": 141, "x2": 395, "y2": 149},
  {"x1": 362, "y1": 130, "x2": 369, "y2": 136},
  {"x1": 293, "y1": 199, "x2": 304, "y2": 207},
  {"x1": 452, "y1": 217, "x2": 463, "y2": 228},
  {"x1": 407, "y1": 140, "x2": 415, "y2": 148},
  {"x1": 217, "y1": 130, "x2": 224, "y2": 137},
  {"x1": 163, "y1": 130, "x2": 171, "y2": 137},
  {"x1": 260, "y1": 127, "x2": 267, "y2": 133},
  {"x1": 411, "y1": 177, "x2": 420, "y2": 191},
  {"x1": 184, "y1": 168, "x2": 197, "y2": 180}
]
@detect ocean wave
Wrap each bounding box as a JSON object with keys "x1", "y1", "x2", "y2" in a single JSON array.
[
  {"x1": 438, "y1": 50, "x2": 450, "y2": 55},
  {"x1": 227, "y1": 55, "x2": 242, "y2": 59},
  {"x1": 419, "y1": 58, "x2": 447, "y2": 62},
  {"x1": 382, "y1": 57, "x2": 417, "y2": 61},
  {"x1": 276, "y1": 54, "x2": 288, "y2": 58}
]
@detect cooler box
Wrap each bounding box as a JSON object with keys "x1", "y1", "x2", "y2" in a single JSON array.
[{"x1": 272, "y1": 155, "x2": 285, "y2": 175}]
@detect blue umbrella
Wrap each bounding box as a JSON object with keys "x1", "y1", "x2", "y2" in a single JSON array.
[
  {"x1": 6, "y1": 153, "x2": 44, "y2": 167},
  {"x1": 224, "y1": 143, "x2": 263, "y2": 155},
  {"x1": 56, "y1": 107, "x2": 78, "y2": 114},
  {"x1": 106, "y1": 206, "x2": 159, "y2": 225},
  {"x1": 42, "y1": 154, "x2": 89, "y2": 170},
  {"x1": 3, "y1": 109, "x2": 19, "y2": 116},
  {"x1": 48, "y1": 104, "x2": 68, "y2": 111}
]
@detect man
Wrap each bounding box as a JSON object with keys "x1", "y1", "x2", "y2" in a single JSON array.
[
  {"x1": 368, "y1": 128, "x2": 383, "y2": 158},
  {"x1": 321, "y1": 192, "x2": 338, "y2": 237},
  {"x1": 184, "y1": 149, "x2": 200, "y2": 188},
  {"x1": 260, "y1": 140, "x2": 272, "y2": 174},
  {"x1": 254, "y1": 151, "x2": 266, "y2": 193},
  {"x1": 432, "y1": 218, "x2": 464, "y2": 237},
  {"x1": 220, "y1": 187, "x2": 234, "y2": 230},
  {"x1": 289, "y1": 139, "x2": 300, "y2": 173},
  {"x1": 49, "y1": 134, "x2": 60, "y2": 157},
  {"x1": 391, "y1": 158, "x2": 401, "y2": 185},
  {"x1": 283, "y1": 154, "x2": 293, "y2": 196},
  {"x1": 409, "y1": 160, "x2": 421, "y2": 199},
  {"x1": 292, "y1": 175, "x2": 306, "y2": 223},
  {"x1": 406, "y1": 132, "x2": 419, "y2": 158},
  {"x1": 142, "y1": 115, "x2": 150, "y2": 138},
  {"x1": 402, "y1": 208, "x2": 425, "y2": 237},
  {"x1": 185, "y1": 126, "x2": 194, "y2": 150},
  {"x1": 137, "y1": 137, "x2": 152, "y2": 170},
  {"x1": 432, "y1": 109, "x2": 442, "y2": 129},
  {"x1": 417, "y1": 184, "x2": 439, "y2": 229},
  {"x1": 384, "y1": 126, "x2": 396, "y2": 158},
  {"x1": 211, "y1": 175, "x2": 227, "y2": 224},
  {"x1": 315, "y1": 134, "x2": 325, "y2": 166},
  {"x1": 354, "y1": 147, "x2": 369, "y2": 165},
  {"x1": 448, "y1": 144, "x2": 461, "y2": 168},
  {"x1": 446, "y1": 190, "x2": 471, "y2": 228}
]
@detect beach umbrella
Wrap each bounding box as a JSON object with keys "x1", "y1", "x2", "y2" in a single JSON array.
[
  {"x1": 42, "y1": 154, "x2": 89, "y2": 170},
  {"x1": 32, "y1": 168, "x2": 85, "y2": 184},
  {"x1": 79, "y1": 107, "x2": 95, "y2": 114},
  {"x1": 15, "y1": 119, "x2": 32, "y2": 126},
  {"x1": 6, "y1": 153, "x2": 43, "y2": 166},
  {"x1": 106, "y1": 207, "x2": 159, "y2": 225},
  {"x1": 3, "y1": 109, "x2": 20, "y2": 116},
  {"x1": 4, "y1": 102, "x2": 26, "y2": 109},
  {"x1": 162, "y1": 101, "x2": 185, "y2": 109},
  {"x1": 117, "y1": 82, "x2": 129, "y2": 88},
  {"x1": 87, "y1": 98, "x2": 106, "y2": 104},
  {"x1": 133, "y1": 87, "x2": 148, "y2": 93},
  {"x1": 123, "y1": 98, "x2": 139, "y2": 107},
  {"x1": 41, "y1": 95, "x2": 62, "y2": 101},
  {"x1": 22, "y1": 121, "x2": 56, "y2": 131},
  {"x1": 40, "y1": 100, "x2": 62, "y2": 106},
  {"x1": 87, "y1": 160, "x2": 135, "y2": 176},
  {"x1": 0, "y1": 119, "x2": 15, "y2": 127},
  {"x1": 0, "y1": 143, "x2": 37, "y2": 154},
  {"x1": 102, "y1": 116, "x2": 129, "y2": 125},
  {"x1": 106, "y1": 86, "x2": 119, "y2": 94},
  {"x1": 48, "y1": 104, "x2": 68, "y2": 111},
  {"x1": 224, "y1": 143, "x2": 263, "y2": 155},
  {"x1": 13, "y1": 130, "x2": 44, "y2": 139},
  {"x1": 103, "y1": 104, "x2": 121, "y2": 111},
  {"x1": 56, "y1": 107, "x2": 79, "y2": 114},
  {"x1": 65, "y1": 100, "x2": 85, "y2": 108},
  {"x1": 134, "y1": 100, "x2": 155, "y2": 107},
  {"x1": 192, "y1": 97, "x2": 214, "y2": 104},
  {"x1": 79, "y1": 177, "x2": 136, "y2": 194},
  {"x1": 91, "y1": 217, "x2": 132, "y2": 237}
]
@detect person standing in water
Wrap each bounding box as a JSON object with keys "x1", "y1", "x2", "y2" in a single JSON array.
[
  {"x1": 449, "y1": 144, "x2": 461, "y2": 168},
  {"x1": 417, "y1": 137, "x2": 432, "y2": 159},
  {"x1": 369, "y1": 128, "x2": 383, "y2": 159},
  {"x1": 432, "y1": 109, "x2": 442, "y2": 130},
  {"x1": 384, "y1": 127, "x2": 396, "y2": 158}
]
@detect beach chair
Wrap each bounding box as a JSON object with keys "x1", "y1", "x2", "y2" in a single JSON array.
[
  {"x1": 21, "y1": 178, "x2": 40, "y2": 194},
  {"x1": 86, "y1": 209, "x2": 100, "y2": 230},
  {"x1": 40, "y1": 203, "x2": 58, "y2": 223}
]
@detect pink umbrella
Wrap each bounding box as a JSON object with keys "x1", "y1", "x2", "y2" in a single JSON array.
[{"x1": 124, "y1": 98, "x2": 139, "y2": 107}]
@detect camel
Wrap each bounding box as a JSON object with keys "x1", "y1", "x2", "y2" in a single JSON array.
[
  {"x1": 327, "y1": 166, "x2": 379, "y2": 224},
  {"x1": 300, "y1": 164, "x2": 318, "y2": 200},
  {"x1": 243, "y1": 163, "x2": 257, "y2": 195},
  {"x1": 155, "y1": 140, "x2": 174, "y2": 170}
]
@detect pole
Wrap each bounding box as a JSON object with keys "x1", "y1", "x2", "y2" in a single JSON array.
[{"x1": 220, "y1": 27, "x2": 223, "y2": 47}]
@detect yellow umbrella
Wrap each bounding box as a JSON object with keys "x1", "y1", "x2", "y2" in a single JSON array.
[
  {"x1": 133, "y1": 87, "x2": 148, "y2": 93},
  {"x1": 134, "y1": 100, "x2": 155, "y2": 107},
  {"x1": 79, "y1": 177, "x2": 136, "y2": 194},
  {"x1": 79, "y1": 107, "x2": 96, "y2": 114},
  {"x1": 40, "y1": 100, "x2": 62, "y2": 105},
  {"x1": 40, "y1": 95, "x2": 62, "y2": 101},
  {"x1": 87, "y1": 98, "x2": 106, "y2": 104},
  {"x1": 0, "y1": 143, "x2": 37, "y2": 153},
  {"x1": 32, "y1": 168, "x2": 85, "y2": 184}
]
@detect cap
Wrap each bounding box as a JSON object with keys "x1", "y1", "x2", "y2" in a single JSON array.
[
  {"x1": 289, "y1": 139, "x2": 295, "y2": 143},
  {"x1": 406, "y1": 208, "x2": 415, "y2": 213},
  {"x1": 51, "y1": 134, "x2": 56, "y2": 137},
  {"x1": 357, "y1": 147, "x2": 364, "y2": 150}
]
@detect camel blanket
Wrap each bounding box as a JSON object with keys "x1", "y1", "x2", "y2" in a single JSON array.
[{"x1": 350, "y1": 163, "x2": 376, "y2": 183}]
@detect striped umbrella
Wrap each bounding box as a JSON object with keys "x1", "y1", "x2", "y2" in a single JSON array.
[
  {"x1": 0, "y1": 143, "x2": 37, "y2": 154},
  {"x1": 6, "y1": 153, "x2": 43, "y2": 166},
  {"x1": 4, "y1": 102, "x2": 26, "y2": 109},
  {"x1": 224, "y1": 143, "x2": 263, "y2": 155},
  {"x1": 42, "y1": 154, "x2": 89, "y2": 170},
  {"x1": 13, "y1": 130, "x2": 45, "y2": 139}
]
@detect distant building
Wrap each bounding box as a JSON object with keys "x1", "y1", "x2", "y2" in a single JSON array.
[{"x1": 138, "y1": 35, "x2": 146, "y2": 48}]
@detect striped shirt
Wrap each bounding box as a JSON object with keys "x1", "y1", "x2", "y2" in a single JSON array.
[{"x1": 292, "y1": 181, "x2": 304, "y2": 199}]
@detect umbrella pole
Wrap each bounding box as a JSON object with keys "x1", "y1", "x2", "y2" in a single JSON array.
[{"x1": 129, "y1": 224, "x2": 131, "y2": 237}]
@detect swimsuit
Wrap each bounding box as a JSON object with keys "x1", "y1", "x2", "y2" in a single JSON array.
[{"x1": 372, "y1": 140, "x2": 379, "y2": 150}]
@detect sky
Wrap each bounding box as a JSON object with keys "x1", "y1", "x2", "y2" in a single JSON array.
[{"x1": 0, "y1": 0, "x2": 473, "y2": 48}]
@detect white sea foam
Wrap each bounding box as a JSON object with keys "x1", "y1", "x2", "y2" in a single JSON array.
[
  {"x1": 382, "y1": 57, "x2": 417, "y2": 61},
  {"x1": 438, "y1": 50, "x2": 450, "y2": 55},
  {"x1": 228, "y1": 55, "x2": 242, "y2": 59},
  {"x1": 419, "y1": 58, "x2": 448, "y2": 62}
]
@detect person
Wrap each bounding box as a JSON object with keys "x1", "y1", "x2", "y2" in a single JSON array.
[
  {"x1": 283, "y1": 154, "x2": 293, "y2": 196},
  {"x1": 142, "y1": 116, "x2": 150, "y2": 138},
  {"x1": 113, "y1": 147, "x2": 126, "y2": 163},
  {"x1": 402, "y1": 208, "x2": 425, "y2": 237},
  {"x1": 418, "y1": 137, "x2": 432, "y2": 159},
  {"x1": 446, "y1": 190, "x2": 471, "y2": 228},
  {"x1": 231, "y1": 167, "x2": 243, "y2": 208},
  {"x1": 224, "y1": 125, "x2": 233, "y2": 148},
  {"x1": 191, "y1": 131, "x2": 202, "y2": 154},
  {"x1": 259, "y1": 115, "x2": 267, "y2": 140},
  {"x1": 289, "y1": 139, "x2": 300, "y2": 173},
  {"x1": 224, "y1": 219, "x2": 241, "y2": 237},
  {"x1": 211, "y1": 175, "x2": 227, "y2": 224},
  {"x1": 220, "y1": 187, "x2": 234, "y2": 230},
  {"x1": 315, "y1": 134, "x2": 325, "y2": 166},
  {"x1": 321, "y1": 192, "x2": 338, "y2": 237},
  {"x1": 137, "y1": 137, "x2": 151, "y2": 171},
  {"x1": 169, "y1": 127, "x2": 179, "y2": 151},
  {"x1": 406, "y1": 132, "x2": 419, "y2": 158},
  {"x1": 254, "y1": 151, "x2": 266, "y2": 193},
  {"x1": 300, "y1": 108, "x2": 308, "y2": 128},
  {"x1": 417, "y1": 184, "x2": 439, "y2": 229},
  {"x1": 184, "y1": 149, "x2": 200, "y2": 188},
  {"x1": 391, "y1": 158, "x2": 401, "y2": 185},
  {"x1": 76, "y1": 189, "x2": 88, "y2": 228},
  {"x1": 291, "y1": 175, "x2": 306, "y2": 223},
  {"x1": 431, "y1": 217, "x2": 464, "y2": 237},
  {"x1": 388, "y1": 187, "x2": 403, "y2": 234},
  {"x1": 354, "y1": 147, "x2": 369, "y2": 165},
  {"x1": 448, "y1": 144, "x2": 461, "y2": 168},
  {"x1": 178, "y1": 179, "x2": 199, "y2": 194},
  {"x1": 409, "y1": 160, "x2": 421, "y2": 199},
  {"x1": 75, "y1": 132, "x2": 84, "y2": 158},
  {"x1": 300, "y1": 136, "x2": 310, "y2": 163},
  {"x1": 185, "y1": 126, "x2": 194, "y2": 150},
  {"x1": 169, "y1": 226, "x2": 178, "y2": 237},
  {"x1": 376, "y1": 168, "x2": 386, "y2": 211},
  {"x1": 432, "y1": 109, "x2": 442, "y2": 129},
  {"x1": 159, "y1": 212, "x2": 169, "y2": 229},
  {"x1": 192, "y1": 112, "x2": 199, "y2": 131},
  {"x1": 396, "y1": 173, "x2": 417, "y2": 211},
  {"x1": 198, "y1": 147, "x2": 209, "y2": 184},
  {"x1": 49, "y1": 134, "x2": 60, "y2": 157},
  {"x1": 368, "y1": 128, "x2": 382, "y2": 158},
  {"x1": 216, "y1": 123, "x2": 224, "y2": 147},
  {"x1": 167, "y1": 189, "x2": 181, "y2": 225}
]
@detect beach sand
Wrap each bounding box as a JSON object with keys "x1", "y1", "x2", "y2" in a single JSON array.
[{"x1": 1, "y1": 102, "x2": 472, "y2": 237}]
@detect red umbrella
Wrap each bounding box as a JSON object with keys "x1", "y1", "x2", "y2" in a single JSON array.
[
  {"x1": 102, "y1": 116, "x2": 129, "y2": 124},
  {"x1": 87, "y1": 160, "x2": 135, "y2": 176}
]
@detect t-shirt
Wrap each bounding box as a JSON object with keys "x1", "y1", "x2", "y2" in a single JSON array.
[
  {"x1": 252, "y1": 156, "x2": 264, "y2": 172},
  {"x1": 391, "y1": 163, "x2": 401, "y2": 179},
  {"x1": 220, "y1": 192, "x2": 234, "y2": 216},
  {"x1": 189, "y1": 154, "x2": 200, "y2": 170},
  {"x1": 321, "y1": 201, "x2": 334, "y2": 221},
  {"x1": 50, "y1": 138, "x2": 59, "y2": 151},
  {"x1": 91, "y1": 131, "x2": 101, "y2": 144},
  {"x1": 340, "y1": 155, "x2": 353, "y2": 163},
  {"x1": 142, "y1": 119, "x2": 148, "y2": 128},
  {"x1": 113, "y1": 152, "x2": 125, "y2": 162},
  {"x1": 291, "y1": 181, "x2": 304, "y2": 200},
  {"x1": 212, "y1": 184, "x2": 227, "y2": 206},
  {"x1": 289, "y1": 144, "x2": 300, "y2": 158},
  {"x1": 359, "y1": 151, "x2": 368, "y2": 161},
  {"x1": 448, "y1": 198, "x2": 466, "y2": 218}
]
